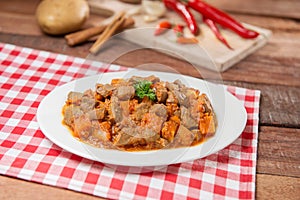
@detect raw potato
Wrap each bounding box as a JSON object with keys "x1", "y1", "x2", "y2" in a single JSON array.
[{"x1": 36, "y1": 0, "x2": 90, "y2": 35}]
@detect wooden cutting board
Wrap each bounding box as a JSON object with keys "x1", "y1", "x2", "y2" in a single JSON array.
[{"x1": 88, "y1": 0, "x2": 272, "y2": 72}]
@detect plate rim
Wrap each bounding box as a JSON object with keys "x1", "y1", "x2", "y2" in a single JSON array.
[{"x1": 37, "y1": 70, "x2": 247, "y2": 167}]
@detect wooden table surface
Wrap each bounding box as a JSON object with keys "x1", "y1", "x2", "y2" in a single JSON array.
[{"x1": 0, "y1": 0, "x2": 299, "y2": 199}]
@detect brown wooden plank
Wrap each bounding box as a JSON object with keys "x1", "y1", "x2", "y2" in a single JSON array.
[
  {"x1": 210, "y1": 0, "x2": 300, "y2": 19},
  {"x1": 257, "y1": 126, "x2": 300, "y2": 177},
  {"x1": 0, "y1": 11, "x2": 106, "y2": 36},
  {"x1": 0, "y1": 0, "x2": 39, "y2": 15},
  {"x1": 0, "y1": 175, "x2": 103, "y2": 200},
  {"x1": 258, "y1": 86, "x2": 300, "y2": 127},
  {"x1": 0, "y1": 33, "x2": 91, "y2": 57},
  {"x1": 256, "y1": 174, "x2": 300, "y2": 199},
  {"x1": 0, "y1": 0, "x2": 107, "y2": 36},
  {"x1": 231, "y1": 15, "x2": 300, "y2": 32},
  {"x1": 0, "y1": 11, "x2": 43, "y2": 36},
  {"x1": 221, "y1": 81, "x2": 300, "y2": 127}
]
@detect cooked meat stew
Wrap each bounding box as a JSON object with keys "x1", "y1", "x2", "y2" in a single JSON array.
[{"x1": 62, "y1": 76, "x2": 217, "y2": 151}]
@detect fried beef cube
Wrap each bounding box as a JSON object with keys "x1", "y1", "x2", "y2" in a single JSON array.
[
  {"x1": 113, "y1": 119, "x2": 147, "y2": 147},
  {"x1": 96, "y1": 84, "x2": 115, "y2": 98},
  {"x1": 113, "y1": 130, "x2": 135, "y2": 146},
  {"x1": 73, "y1": 114, "x2": 92, "y2": 139},
  {"x1": 140, "y1": 104, "x2": 168, "y2": 134},
  {"x1": 113, "y1": 104, "x2": 168, "y2": 147},
  {"x1": 83, "y1": 89, "x2": 94, "y2": 98},
  {"x1": 173, "y1": 125, "x2": 195, "y2": 146},
  {"x1": 63, "y1": 105, "x2": 83, "y2": 126},
  {"x1": 166, "y1": 82, "x2": 188, "y2": 106},
  {"x1": 91, "y1": 121, "x2": 111, "y2": 141},
  {"x1": 110, "y1": 96, "x2": 123, "y2": 123},
  {"x1": 129, "y1": 75, "x2": 160, "y2": 84},
  {"x1": 166, "y1": 91, "x2": 178, "y2": 104},
  {"x1": 132, "y1": 102, "x2": 151, "y2": 121},
  {"x1": 67, "y1": 92, "x2": 83, "y2": 105},
  {"x1": 166, "y1": 81, "x2": 179, "y2": 91},
  {"x1": 87, "y1": 107, "x2": 106, "y2": 120},
  {"x1": 80, "y1": 96, "x2": 96, "y2": 112},
  {"x1": 116, "y1": 85, "x2": 135, "y2": 101},
  {"x1": 114, "y1": 127, "x2": 159, "y2": 147},
  {"x1": 146, "y1": 75, "x2": 160, "y2": 84},
  {"x1": 180, "y1": 106, "x2": 198, "y2": 129},
  {"x1": 141, "y1": 113, "x2": 165, "y2": 134},
  {"x1": 149, "y1": 104, "x2": 168, "y2": 119},
  {"x1": 153, "y1": 82, "x2": 168, "y2": 103}
]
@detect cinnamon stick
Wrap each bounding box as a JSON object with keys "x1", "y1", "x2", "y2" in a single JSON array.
[
  {"x1": 89, "y1": 12, "x2": 126, "y2": 54},
  {"x1": 65, "y1": 16, "x2": 134, "y2": 46}
]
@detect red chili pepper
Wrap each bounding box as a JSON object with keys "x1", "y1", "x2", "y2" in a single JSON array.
[
  {"x1": 203, "y1": 17, "x2": 233, "y2": 50},
  {"x1": 187, "y1": 0, "x2": 259, "y2": 39},
  {"x1": 154, "y1": 20, "x2": 172, "y2": 36},
  {"x1": 173, "y1": 24, "x2": 184, "y2": 37},
  {"x1": 163, "y1": 0, "x2": 199, "y2": 36}
]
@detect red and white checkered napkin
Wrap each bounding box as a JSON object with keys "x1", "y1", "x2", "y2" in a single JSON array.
[{"x1": 0, "y1": 43, "x2": 260, "y2": 199}]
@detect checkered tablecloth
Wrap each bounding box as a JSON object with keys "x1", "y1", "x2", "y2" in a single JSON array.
[{"x1": 0, "y1": 43, "x2": 260, "y2": 200}]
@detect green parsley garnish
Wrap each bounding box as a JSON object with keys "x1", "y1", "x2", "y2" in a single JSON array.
[{"x1": 134, "y1": 80, "x2": 156, "y2": 101}]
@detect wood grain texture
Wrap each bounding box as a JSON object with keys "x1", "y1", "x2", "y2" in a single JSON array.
[
  {"x1": 210, "y1": 0, "x2": 300, "y2": 19},
  {"x1": 0, "y1": 0, "x2": 107, "y2": 36},
  {"x1": 0, "y1": 11, "x2": 42, "y2": 36},
  {"x1": 222, "y1": 81, "x2": 300, "y2": 128},
  {"x1": 257, "y1": 126, "x2": 300, "y2": 177},
  {"x1": 256, "y1": 174, "x2": 300, "y2": 200},
  {"x1": 258, "y1": 86, "x2": 300, "y2": 127},
  {"x1": 0, "y1": 0, "x2": 39, "y2": 14},
  {"x1": 231, "y1": 14, "x2": 300, "y2": 32}
]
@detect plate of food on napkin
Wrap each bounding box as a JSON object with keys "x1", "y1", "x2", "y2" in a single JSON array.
[{"x1": 37, "y1": 70, "x2": 247, "y2": 167}]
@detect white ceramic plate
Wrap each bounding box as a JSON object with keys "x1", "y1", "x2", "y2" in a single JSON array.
[{"x1": 37, "y1": 71, "x2": 247, "y2": 167}]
